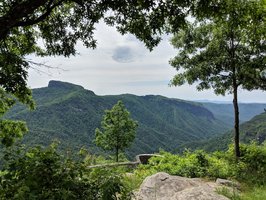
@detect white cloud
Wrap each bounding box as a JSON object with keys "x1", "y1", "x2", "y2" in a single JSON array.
[{"x1": 27, "y1": 22, "x2": 266, "y2": 103}]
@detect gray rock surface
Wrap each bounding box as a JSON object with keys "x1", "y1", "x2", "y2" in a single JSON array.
[
  {"x1": 216, "y1": 178, "x2": 240, "y2": 188},
  {"x1": 134, "y1": 172, "x2": 229, "y2": 200}
]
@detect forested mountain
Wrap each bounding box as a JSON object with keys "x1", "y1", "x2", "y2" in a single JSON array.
[
  {"x1": 6, "y1": 81, "x2": 265, "y2": 157},
  {"x1": 202, "y1": 103, "x2": 266, "y2": 126},
  {"x1": 239, "y1": 112, "x2": 266, "y2": 144},
  {"x1": 180, "y1": 112, "x2": 266, "y2": 153},
  {"x1": 6, "y1": 81, "x2": 230, "y2": 157}
]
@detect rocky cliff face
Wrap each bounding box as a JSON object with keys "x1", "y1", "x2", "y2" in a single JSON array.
[{"x1": 134, "y1": 172, "x2": 231, "y2": 200}]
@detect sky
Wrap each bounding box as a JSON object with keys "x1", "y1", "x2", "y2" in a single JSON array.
[{"x1": 27, "y1": 22, "x2": 266, "y2": 103}]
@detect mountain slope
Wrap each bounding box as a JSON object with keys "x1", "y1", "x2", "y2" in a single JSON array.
[
  {"x1": 240, "y1": 112, "x2": 266, "y2": 144},
  {"x1": 202, "y1": 103, "x2": 266, "y2": 126},
  {"x1": 180, "y1": 112, "x2": 266, "y2": 152},
  {"x1": 6, "y1": 80, "x2": 231, "y2": 157}
]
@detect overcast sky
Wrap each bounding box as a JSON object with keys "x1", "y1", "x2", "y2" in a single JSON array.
[{"x1": 27, "y1": 22, "x2": 266, "y2": 103}]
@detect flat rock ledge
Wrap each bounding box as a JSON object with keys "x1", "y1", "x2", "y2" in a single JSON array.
[{"x1": 134, "y1": 172, "x2": 230, "y2": 200}]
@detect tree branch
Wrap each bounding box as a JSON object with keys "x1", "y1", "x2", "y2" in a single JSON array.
[
  {"x1": 15, "y1": 0, "x2": 64, "y2": 27},
  {"x1": 0, "y1": 0, "x2": 63, "y2": 40}
]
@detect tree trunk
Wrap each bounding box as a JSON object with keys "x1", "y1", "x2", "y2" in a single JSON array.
[
  {"x1": 233, "y1": 80, "x2": 240, "y2": 158},
  {"x1": 116, "y1": 147, "x2": 119, "y2": 162}
]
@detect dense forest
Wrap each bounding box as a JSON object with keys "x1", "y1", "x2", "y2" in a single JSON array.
[
  {"x1": 5, "y1": 80, "x2": 266, "y2": 158},
  {"x1": 177, "y1": 112, "x2": 266, "y2": 153}
]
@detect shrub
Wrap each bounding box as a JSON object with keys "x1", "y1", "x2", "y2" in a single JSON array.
[
  {"x1": 136, "y1": 150, "x2": 231, "y2": 179},
  {"x1": 0, "y1": 143, "x2": 131, "y2": 200},
  {"x1": 138, "y1": 143, "x2": 266, "y2": 185},
  {"x1": 236, "y1": 142, "x2": 266, "y2": 185},
  {"x1": 207, "y1": 153, "x2": 232, "y2": 179}
]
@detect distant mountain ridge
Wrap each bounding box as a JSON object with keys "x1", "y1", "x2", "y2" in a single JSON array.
[
  {"x1": 6, "y1": 81, "x2": 266, "y2": 157},
  {"x1": 202, "y1": 102, "x2": 266, "y2": 126},
  {"x1": 5, "y1": 81, "x2": 229, "y2": 157}
]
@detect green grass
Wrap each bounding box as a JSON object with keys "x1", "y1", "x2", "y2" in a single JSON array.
[
  {"x1": 216, "y1": 186, "x2": 266, "y2": 200},
  {"x1": 241, "y1": 186, "x2": 266, "y2": 200},
  {"x1": 216, "y1": 187, "x2": 241, "y2": 200}
]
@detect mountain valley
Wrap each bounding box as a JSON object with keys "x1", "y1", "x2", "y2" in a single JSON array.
[{"x1": 6, "y1": 81, "x2": 266, "y2": 157}]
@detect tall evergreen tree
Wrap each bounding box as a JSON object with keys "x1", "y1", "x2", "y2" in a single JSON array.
[
  {"x1": 170, "y1": 0, "x2": 266, "y2": 158},
  {"x1": 95, "y1": 101, "x2": 138, "y2": 162}
]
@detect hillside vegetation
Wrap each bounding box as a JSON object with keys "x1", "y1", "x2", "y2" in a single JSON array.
[
  {"x1": 202, "y1": 103, "x2": 266, "y2": 127},
  {"x1": 1, "y1": 141, "x2": 266, "y2": 199},
  {"x1": 6, "y1": 80, "x2": 231, "y2": 157},
  {"x1": 240, "y1": 112, "x2": 266, "y2": 144},
  {"x1": 181, "y1": 112, "x2": 266, "y2": 152}
]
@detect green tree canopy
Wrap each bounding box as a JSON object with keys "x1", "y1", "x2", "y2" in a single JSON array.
[
  {"x1": 95, "y1": 100, "x2": 138, "y2": 162},
  {"x1": 0, "y1": 0, "x2": 191, "y2": 146},
  {"x1": 0, "y1": 0, "x2": 241, "y2": 148},
  {"x1": 170, "y1": 0, "x2": 266, "y2": 157},
  {"x1": 0, "y1": 0, "x2": 192, "y2": 105}
]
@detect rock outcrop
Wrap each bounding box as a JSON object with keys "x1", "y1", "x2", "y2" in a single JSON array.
[
  {"x1": 134, "y1": 172, "x2": 230, "y2": 200},
  {"x1": 216, "y1": 178, "x2": 240, "y2": 189},
  {"x1": 136, "y1": 154, "x2": 163, "y2": 165}
]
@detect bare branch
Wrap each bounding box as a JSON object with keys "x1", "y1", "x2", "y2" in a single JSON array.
[{"x1": 27, "y1": 59, "x2": 67, "y2": 76}]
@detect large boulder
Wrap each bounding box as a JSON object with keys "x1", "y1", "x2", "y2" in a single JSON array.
[{"x1": 134, "y1": 172, "x2": 229, "y2": 200}]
